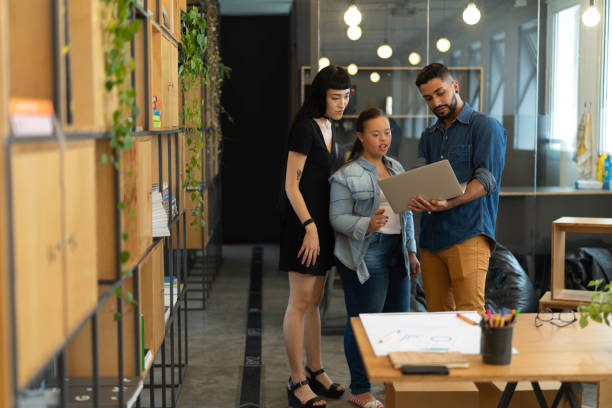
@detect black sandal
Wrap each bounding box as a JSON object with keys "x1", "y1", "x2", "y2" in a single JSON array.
[
  {"x1": 287, "y1": 377, "x2": 327, "y2": 408},
  {"x1": 305, "y1": 367, "x2": 345, "y2": 399}
]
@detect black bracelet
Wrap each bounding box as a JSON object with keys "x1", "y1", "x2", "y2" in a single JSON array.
[{"x1": 303, "y1": 218, "x2": 314, "y2": 227}]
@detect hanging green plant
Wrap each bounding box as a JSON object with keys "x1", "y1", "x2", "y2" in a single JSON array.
[
  {"x1": 203, "y1": 0, "x2": 232, "y2": 140},
  {"x1": 101, "y1": 0, "x2": 141, "y2": 312},
  {"x1": 180, "y1": 6, "x2": 207, "y2": 229}
]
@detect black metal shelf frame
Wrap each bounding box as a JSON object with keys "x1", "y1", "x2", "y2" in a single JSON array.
[{"x1": 4, "y1": 1, "x2": 222, "y2": 407}]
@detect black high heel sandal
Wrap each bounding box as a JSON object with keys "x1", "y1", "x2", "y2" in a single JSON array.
[
  {"x1": 305, "y1": 367, "x2": 345, "y2": 399},
  {"x1": 287, "y1": 377, "x2": 327, "y2": 408}
]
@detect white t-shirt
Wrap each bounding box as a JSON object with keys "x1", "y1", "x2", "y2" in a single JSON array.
[{"x1": 378, "y1": 189, "x2": 401, "y2": 235}]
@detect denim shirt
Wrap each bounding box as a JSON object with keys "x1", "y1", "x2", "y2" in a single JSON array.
[
  {"x1": 329, "y1": 156, "x2": 417, "y2": 284},
  {"x1": 416, "y1": 102, "x2": 506, "y2": 252}
]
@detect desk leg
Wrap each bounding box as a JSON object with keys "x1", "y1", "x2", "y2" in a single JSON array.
[
  {"x1": 498, "y1": 382, "x2": 517, "y2": 408},
  {"x1": 531, "y1": 382, "x2": 549, "y2": 408},
  {"x1": 385, "y1": 383, "x2": 395, "y2": 408},
  {"x1": 550, "y1": 382, "x2": 581, "y2": 408},
  {"x1": 598, "y1": 380, "x2": 612, "y2": 407}
]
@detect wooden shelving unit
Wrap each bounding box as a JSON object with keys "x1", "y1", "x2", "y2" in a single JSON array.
[
  {"x1": 1, "y1": 0, "x2": 223, "y2": 406},
  {"x1": 550, "y1": 217, "x2": 612, "y2": 302},
  {"x1": 1, "y1": 0, "x2": 12, "y2": 406}
]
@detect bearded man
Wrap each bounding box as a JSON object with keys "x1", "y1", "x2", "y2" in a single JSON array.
[{"x1": 408, "y1": 63, "x2": 507, "y2": 314}]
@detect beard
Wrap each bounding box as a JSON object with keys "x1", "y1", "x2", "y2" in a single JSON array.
[{"x1": 432, "y1": 93, "x2": 458, "y2": 120}]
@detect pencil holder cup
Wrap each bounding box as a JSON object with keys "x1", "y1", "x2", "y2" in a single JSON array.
[{"x1": 480, "y1": 324, "x2": 514, "y2": 365}]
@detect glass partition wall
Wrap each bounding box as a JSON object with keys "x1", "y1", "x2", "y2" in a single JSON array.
[{"x1": 307, "y1": 0, "x2": 612, "y2": 294}]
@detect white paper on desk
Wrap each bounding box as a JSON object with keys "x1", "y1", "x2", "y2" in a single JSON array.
[{"x1": 360, "y1": 312, "x2": 483, "y2": 357}]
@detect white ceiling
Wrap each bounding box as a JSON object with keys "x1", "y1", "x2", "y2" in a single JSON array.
[{"x1": 218, "y1": 0, "x2": 293, "y2": 15}]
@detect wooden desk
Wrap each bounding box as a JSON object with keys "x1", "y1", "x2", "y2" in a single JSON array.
[{"x1": 351, "y1": 313, "x2": 612, "y2": 407}]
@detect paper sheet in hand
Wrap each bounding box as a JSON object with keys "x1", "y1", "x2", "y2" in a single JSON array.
[
  {"x1": 359, "y1": 312, "x2": 482, "y2": 357},
  {"x1": 379, "y1": 160, "x2": 465, "y2": 214}
]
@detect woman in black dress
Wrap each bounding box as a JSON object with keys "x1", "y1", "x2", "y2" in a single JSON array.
[{"x1": 280, "y1": 65, "x2": 351, "y2": 408}]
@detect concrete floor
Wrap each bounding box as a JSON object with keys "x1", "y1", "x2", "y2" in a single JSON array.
[
  {"x1": 176, "y1": 244, "x2": 383, "y2": 408},
  {"x1": 176, "y1": 244, "x2": 596, "y2": 408}
]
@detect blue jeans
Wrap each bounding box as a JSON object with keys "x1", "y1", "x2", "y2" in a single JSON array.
[{"x1": 336, "y1": 233, "x2": 411, "y2": 394}]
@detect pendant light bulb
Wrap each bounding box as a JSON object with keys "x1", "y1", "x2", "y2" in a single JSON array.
[
  {"x1": 436, "y1": 38, "x2": 451, "y2": 53},
  {"x1": 582, "y1": 2, "x2": 601, "y2": 27},
  {"x1": 318, "y1": 57, "x2": 330, "y2": 70},
  {"x1": 344, "y1": 5, "x2": 362, "y2": 26},
  {"x1": 370, "y1": 72, "x2": 380, "y2": 83},
  {"x1": 463, "y1": 2, "x2": 481, "y2": 25},
  {"x1": 377, "y1": 44, "x2": 393, "y2": 59},
  {"x1": 347, "y1": 64, "x2": 359, "y2": 76},
  {"x1": 408, "y1": 52, "x2": 421, "y2": 66},
  {"x1": 347, "y1": 25, "x2": 362, "y2": 41}
]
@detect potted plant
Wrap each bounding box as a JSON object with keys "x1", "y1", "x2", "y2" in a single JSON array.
[{"x1": 578, "y1": 279, "x2": 612, "y2": 327}]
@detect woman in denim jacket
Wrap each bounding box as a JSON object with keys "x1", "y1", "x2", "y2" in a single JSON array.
[{"x1": 329, "y1": 108, "x2": 420, "y2": 408}]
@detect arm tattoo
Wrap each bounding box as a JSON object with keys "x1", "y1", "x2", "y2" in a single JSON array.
[{"x1": 296, "y1": 169, "x2": 302, "y2": 181}]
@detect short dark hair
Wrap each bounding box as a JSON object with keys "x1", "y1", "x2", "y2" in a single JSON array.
[
  {"x1": 415, "y1": 63, "x2": 453, "y2": 87},
  {"x1": 293, "y1": 65, "x2": 351, "y2": 124}
]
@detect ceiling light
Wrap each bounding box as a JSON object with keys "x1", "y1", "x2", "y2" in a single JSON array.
[
  {"x1": 436, "y1": 38, "x2": 451, "y2": 52},
  {"x1": 347, "y1": 25, "x2": 362, "y2": 41},
  {"x1": 347, "y1": 64, "x2": 359, "y2": 75},
  {"x1": 582, "y1": 0, "x2": 601, "y2": 27},
  {"x1": 344, "y1": 4, "x2": 362, "y2": 26},
  {"x1": 370, "y1": 72, "x2": 380, "y2": 83},
  {"x1": 463, "y1": 2, "x2": 481, "y2": 25},
  {"x1": 377, "y1": 44, "x2": 393, "y2": 59},
  {"x1": 408, "y1": 52, "x2": 421, "y2": 65},
  {"x1": 318, "y1": 57, "x2": 330, "y2": 70}
]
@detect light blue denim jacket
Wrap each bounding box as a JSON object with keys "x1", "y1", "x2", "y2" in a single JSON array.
[{"x1": 329, "y1": 156, "x2": 417, "y2": 284}]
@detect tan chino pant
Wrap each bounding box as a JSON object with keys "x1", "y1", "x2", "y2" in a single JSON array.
[{"x1": 420, "y1": 235, "x2": 491, "y2": 314}]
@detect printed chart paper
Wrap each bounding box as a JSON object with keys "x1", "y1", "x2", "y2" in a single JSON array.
[{"x1": 359, "y1": 312, "x2": 482, "y2": 357}]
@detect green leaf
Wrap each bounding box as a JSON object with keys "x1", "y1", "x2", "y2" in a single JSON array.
[
  {"x1": 125, "y1": 292, "x2": 134, "y2": 304},
  {"x1": 117, "y1": 201, "x2": 125, "y2": 210},
  {"x1": 123, "y1": 269, "x2": 133, "y2": 278},
  {"x1": 101, "y1": 153, "x2": 108, "y2": 164},
  {"x1": 122, "y1": 232, "x2": 129, "y2": 241},
  {"x1": 120, "y1": 250, "x2": 130, "y2": 264},
  {"x1": 129, "y1": 209, "x2": 135, "y2": 217},
  {"x1": 127, "y1": 170, "x2": 134, "y2": 177},
  {"x1": 115, "y1": 287, "x2": 122, "y2": 298},
  {"x1": 114, "y1": 312, "x2": 122, "y2": 321},
  {"x1": 579, "y1": 314, "x2": 588, "y2": 328}
]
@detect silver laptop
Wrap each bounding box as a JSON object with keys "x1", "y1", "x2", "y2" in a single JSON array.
[{"x1": 379, "y1": 160, "x2": 466, "y2": 214}]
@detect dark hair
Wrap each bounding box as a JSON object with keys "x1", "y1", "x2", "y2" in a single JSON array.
[
  {"x1": 293, "y1": 65, "x2": 351, "y2": 125},
  {"x1": 347, "y1": 107, "x2": 386, "y2": 161},
  {"x1": 415, "y1": 63, "x2": 454, "y2": 87}
]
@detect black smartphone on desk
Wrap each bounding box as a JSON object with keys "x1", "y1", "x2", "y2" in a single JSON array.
[{"x1": 400, "y1": 365, "x2": 449, "y2": 375}]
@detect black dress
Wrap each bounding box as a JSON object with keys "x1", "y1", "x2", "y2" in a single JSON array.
[{"x1": 279, "y1": 119, "x2": 338, "y2": 275}]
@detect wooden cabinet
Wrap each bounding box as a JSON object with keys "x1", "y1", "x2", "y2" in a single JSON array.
[
  {"x1": 162, "y1": 35, "x2": 179, "y2": 129},
  {"x1": 8, "y1": 0, "x2": 55, "y2": 101},
  {"x1": 11, "y1": 140, "x2": 98, "y2": 388},
  {"x1": 1, "y1": 0, "x2": 12, "y2": 404},
  {"x1": 121, "y1": 137, "x2": 153, "y2": 270},
  {"x1": 66, "y1": 0, "x2": 107, "y2": 130},
  {"x1": 64, "y1": 141, "x2": 98, "y2": 333},
  {"x1": 140, "y1": 241, "x2": 164, "y2": 363},
  {"x1": 150, "y1": 23, "x2": 179, "y2": 130},
  {"x1": 11, "y1": 142, "x2": 64, "y2": 388}
]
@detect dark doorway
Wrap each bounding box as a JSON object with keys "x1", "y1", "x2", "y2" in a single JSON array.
[{"x1": 220, "y1": 16, "x2": 289, "y2": 243}]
